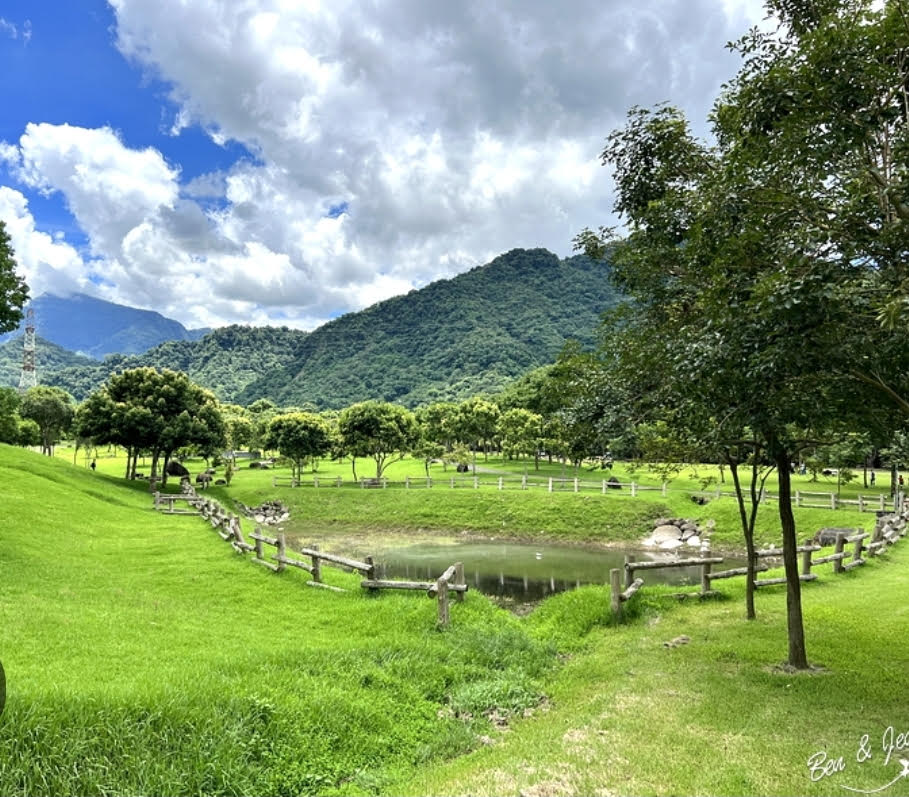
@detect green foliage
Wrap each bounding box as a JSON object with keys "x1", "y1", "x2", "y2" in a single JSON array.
[
  {"x1": 264, "y1": 412, "x2": 332, "y2": 479},
  {"x1": 0, "y1": 220, "x2": 28, "y2": 335},
  {"x1": 0, "y1": 386, "x2": 19, "y2": 444},
  {"x1": 19, "y1": 386, "x2": 74, "y2": 455},
  {"x1": 76, "y1": 367, "x2": 225, "y2": 482},
  {"x1": 337, "y1": 401, "x2": 419, "y2": 479},
  {"x1": 0, "y1": 336, "x2": 97, "y2": 390}
]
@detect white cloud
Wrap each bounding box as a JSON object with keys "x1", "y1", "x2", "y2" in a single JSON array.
[
  {"x1": 0, "y1": 187, "x2": 89, "y2": 297},
  {"x1": 7, "y1": 1, "x2": 768, "y2": 330}
]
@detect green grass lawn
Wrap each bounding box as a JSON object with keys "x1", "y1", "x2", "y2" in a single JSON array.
[
  {"x1": 55, "y1": 445, "x2": 880, "y2": 549},
  {"x1": 13, "y1": 443, "x2": 907, "y2": 796},
  {"x1": 1, "y1": 445, "x2": 555, "y2": 795}
]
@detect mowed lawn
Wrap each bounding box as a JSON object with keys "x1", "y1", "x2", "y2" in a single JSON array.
[
  {"x1": 0, "y1": 445, "x2": 557, "y2": 796},
  {"x1": 9, "y1": 444, "x2": 909, "y2": 795}
]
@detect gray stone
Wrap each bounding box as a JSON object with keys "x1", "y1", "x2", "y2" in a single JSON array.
[
  {"x1": 815, "y1": 527, "x2": 855, "y2": 546},
  {"x1": 165, "y1": 460, "x2": 190, "y2": 478},
  {"x1": 652, "y1": 524, "x2": 683, "y2": 543}
]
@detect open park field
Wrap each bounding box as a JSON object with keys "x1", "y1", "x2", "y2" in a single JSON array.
[{"x1": 0, "y1": 443, "x2": 906, "y2": 794}]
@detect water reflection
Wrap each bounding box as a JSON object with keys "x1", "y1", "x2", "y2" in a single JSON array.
[{"x1": 375, "y1": 540, "x2": 744, "y2": 601}]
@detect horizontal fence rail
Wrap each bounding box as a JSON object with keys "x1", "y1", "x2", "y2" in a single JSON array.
[{"x1": 271, "y1": 474, "x2": 903, "y2": 512}]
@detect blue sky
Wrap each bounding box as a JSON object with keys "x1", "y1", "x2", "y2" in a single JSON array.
[{"x1": 0, "y1": 0, "x2": 764, "y2": 330}]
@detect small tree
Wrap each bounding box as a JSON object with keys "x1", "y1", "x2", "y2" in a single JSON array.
[
  {"x1": 0, "y1": 387, "x2": 20, "y2": 445},
  {"x1": 497, "y1": 408, "x2": 542, "y2": 473},
  {"x1": 19, "y1": 386, "x2": 74, "y2": 456},
  {"x1": 265, "y1": 412, "x2": 332, "y2": 480},
  {"x1": 338, "y1": 401, "x2": 419, "y2": 479}
]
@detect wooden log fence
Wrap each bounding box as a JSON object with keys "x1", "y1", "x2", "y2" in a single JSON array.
[
  {"x1": 265, "y1": 472, "x2": 901, "y2": 512},
  {"x1": 156, "y1": 483, "x2": 905, "y2": 628}
]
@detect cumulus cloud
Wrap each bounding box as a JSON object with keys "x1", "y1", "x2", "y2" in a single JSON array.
[
  {"x1": 3, "y1": 1, "x2": 767, "y2": 329},
  {"x1": 0, "y1": 187, "x2": 88, "y2": 297}
]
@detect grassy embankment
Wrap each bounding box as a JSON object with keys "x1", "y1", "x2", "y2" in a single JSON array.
[
  {"x1": 7, "y1": 444, "x2": 909, "y2": 795},
  {"x1": 66, "y1": 445, "x2": 880, "y2": 549},
  {"x1": 1, "y1": 445, "x2": 559, "y2": 795}
]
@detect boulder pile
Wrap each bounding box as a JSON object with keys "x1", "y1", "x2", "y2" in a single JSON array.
[
  {"x1": 236, "y1": 499, "x2": 290, "y2": 526},
  {"x1": 642, "y1": 517, "x2": 712, "y2": 550}
]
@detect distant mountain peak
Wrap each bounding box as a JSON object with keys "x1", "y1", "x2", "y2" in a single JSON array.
[{"x1": 0, "y1": 293, "x2": 211, "y2": 359}]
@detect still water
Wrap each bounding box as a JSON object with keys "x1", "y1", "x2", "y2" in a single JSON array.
[{"x1": 370, "y1": 539, "x2": 745, "y2": 601}]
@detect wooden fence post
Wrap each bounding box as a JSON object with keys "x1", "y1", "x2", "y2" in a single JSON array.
[
  {"x1": 795, "y1": 490, "x2": 801, "y2": 507},
  {"x1": 311, "y1": 544, "x2": 322, "y2": 583},
  {"x1": 437, "y1": 578, "x2": 450, "y2": 627},
  {"x1": 427, "y1": 477, "x2": 432, "y2": 489},
  {"x1": 522, "y1": 474, "x2": 527, "y2": 490},
  {"x1": 879, "y1": 494, "x2": 885, "y2": 511},
  {"x1": 700, "y1": 558, "x2": 712, "y2": 596},
  {"x1": 254, "y1": 528, "x2": 264, "y2": 562},
  {"x1": 624, "y1": 555, "x2": 633, "y2": 589},
  {"x1": 610, "y1": 568, "x2": 622, "y2": 621},
  {"x1": 662, "y1": 482, "x2": 667, "y2": 497},
  {"x1": 602, "y1": 480, "x2": 607, "y2": 494},
  {"x1": 454, "y1": 562, "x2": 465, "y2": 603},
  {"x1": 631, "y1": 482, "x2": 637, "y2": 497},
  {"x1": 801, "y1": 538, "x2": 813, "y2": 578},
  {"x1": 450, "y1": 477, "x2": 455, "y2": 489},
  {"x1": 858, "y1": 494, "x2": 864, "y2": 512},
  {"x1": 405, "y1": 476, "x2": 410, "y2": 489},
  {"x1": 275, "y1": 533, "x2": 287, "y2": 573},
  {"x1": 365, "y1": 555, "x2": 377, "y2": 593},
  {"x1": 498, "y1": 477, "x2": 503, "y2": 491},
  {"x1": 715, "y1": 485, "x2": 721, "y2": 499},
  {"x1": 153, "y1": 491, "x2": 160, "y2": 510},
  {"x1": 851, "y1": 533, "x2": 864, "y2": 565},
  {"x1": 574, "y1": 477, "x2": 579, "y2": 493},
  {"x1": 313, "y1": 476, "x2": 319, "y2": 488},
  {"x1": 833, "y1": 532, "x2": 847, "y2": 574},
  {"x1": 830, "y1": 493, "x2": 837, "y2": 510},
  {"x1": 474, "y1": 476, "x2": 479, "y2": 489},
  {"x1": 548, "y1": 478, "x2": 553, "y2": 493}
]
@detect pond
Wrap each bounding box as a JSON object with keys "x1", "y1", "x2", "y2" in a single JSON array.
[{"x1": 368, "y1": 539, "x2": 747, "y2": 602}]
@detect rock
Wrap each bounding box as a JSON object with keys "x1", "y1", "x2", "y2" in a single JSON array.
[
  {"x1": 652, "y1": 524, "x2": 683, "y2": 543},
  {"x1": 654, "y1": 517, "x2": 672, "y2": 527},
  {"x1": 254, "y1": 513, "x2": 265, "y2": 523},
  {"x1": 214, "y1": 479, "x2": 227, "y2": 485},
  {"x1": 165, "y1": 460, "x2": 190, "y2": 478},
  {"x1": 815, "y1": 527, "x2": 855, "y2": 546},
  {"x1": 659, "y1": 538, "x2": 684, "y2": 550},
  {"x1": 686, "y1": 535, "x2": 701, "y2": 547}
]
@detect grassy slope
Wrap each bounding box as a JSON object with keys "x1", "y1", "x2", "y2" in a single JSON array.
[
  {"x1": 396, "y1": 552, "x2": 909, "y2": 796},
  {"x1": 21, "y1": 445, "x2": 907, "y2": 796},
  {"x1": 0, "y1": 446, "x2": 554, "y2": 795}
]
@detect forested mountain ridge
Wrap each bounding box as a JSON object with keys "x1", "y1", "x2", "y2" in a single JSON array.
[
  {"x1": 0, "y1": 336, "x2": 97, "y2": 389},
  {"x1": 7, "y1": 248, "x2": 618, "y2": 406},
  {"x1": 0, "y1": 292, "x2": 209, "y2": 358},
  {"x1": 34, "y1": 325, "x2": 308, "y2": 403},
  {"x1": 238, "y1": 248, "x2": 618, "y2": 407}
]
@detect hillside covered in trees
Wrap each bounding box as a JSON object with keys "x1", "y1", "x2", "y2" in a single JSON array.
[
  {"x1": 239, "y1": 249, "x2": 618, "y2": 407},
  {"x1": 7, "y1": 248, "x2": 618, "y2": 406}
]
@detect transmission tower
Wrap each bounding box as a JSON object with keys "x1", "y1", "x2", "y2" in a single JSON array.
[{"x1": 18, "y1": 308, "x2": 36, "y2": 392}]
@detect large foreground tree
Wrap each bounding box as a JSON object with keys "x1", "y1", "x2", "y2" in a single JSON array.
[
  {"x1": 0, "y1": 220, "x2": 28, "y2": 334},
  {"x1": 577, "y1": 0, "x2": 908, "y2": 668}
]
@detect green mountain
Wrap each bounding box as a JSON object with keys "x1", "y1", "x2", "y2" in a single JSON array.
[
  {"x1": 36, "y1": 325, "x2": 308, "y2": 403},
  {"x1": 0, "y1": 292, "x2": 210, "y2": 358},
  {"x1": 19, "y1": 248, "x2": 618, "y2": 407},
  {"x1": 0, "y1": 336, "x2": 97, "y2": 391},
  {"x1": 239, "y1": 248, "x2": 617, "y2": 407}
]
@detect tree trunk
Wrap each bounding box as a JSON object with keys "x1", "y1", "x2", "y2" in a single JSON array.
[
  {"x1": 728, "y1": 457, "x2": 757, "y2": 620},
  {"x1": 773, "y1": 444, "x2": 809, "y2": 669},
  {"x1": 350, "y1": 457, "x2": 358, "y2": 481}
]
